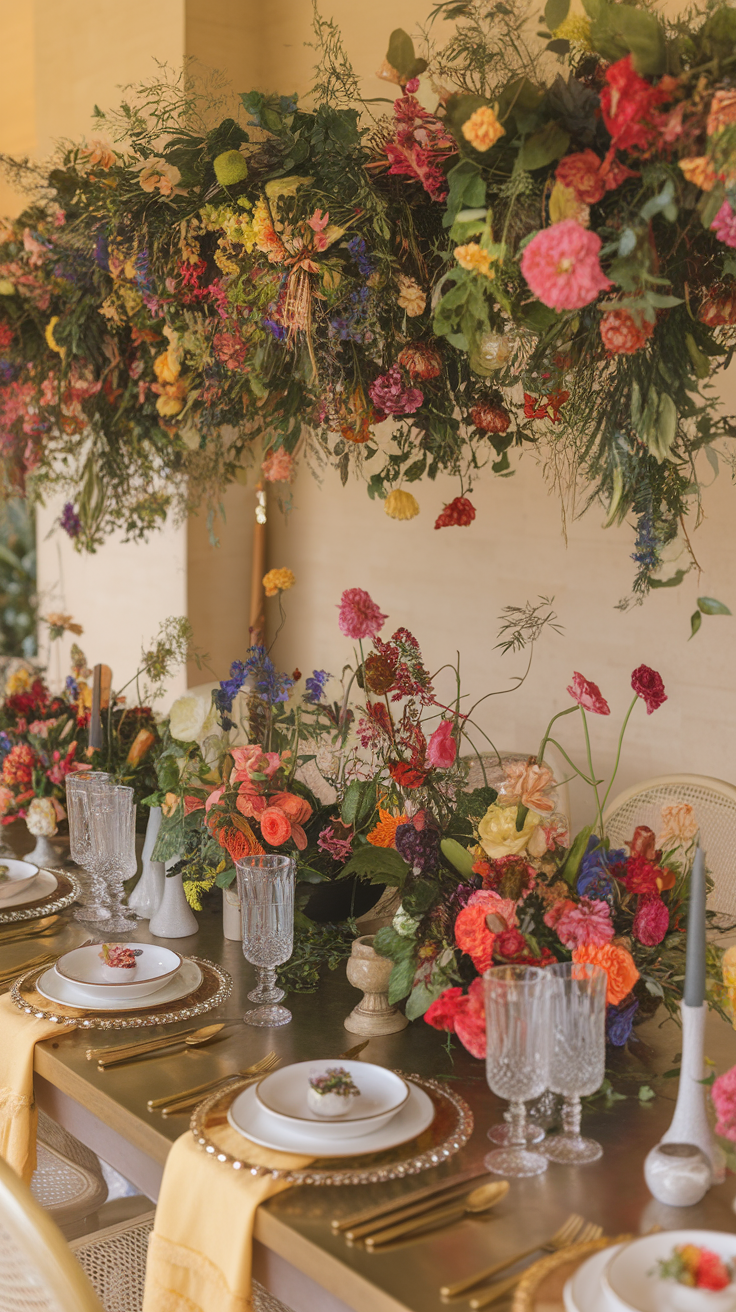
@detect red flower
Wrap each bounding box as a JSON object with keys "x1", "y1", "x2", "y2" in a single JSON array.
[
  {"x1": 629, "y1": 825, "x2": 657, "y2": 860},
  {"x1": 631, "y1": 664, "x2": 667, "y2": 714},
  {"x1": 699, "y1": 285, "x2": 736, "y2": 327},
  {"x1": 621, "y1": 855, "x2": 661, "y2": 897},
  {"x1": 556, "y1": 150, "x2": 607, "y2": 204},
  {"x1": 397, "y1": 342, "x2": 443, "y2": 381},
  {"x1": 434, "y1": 496, "x2": 476, "y2": 528},
  {"x1": 424, "y1": 986, "x2": 466, "y2": 1032},
  {"x1": 425, "y1": 978, "x2": 486, "y2": 1059},
  {"x1": 471, "y1": 401, "x2": 510, "y2": 434},
  {"x1": 566, "y1": 671, "x2": 611, "y2": 715},
  {"x1": 388, "y1": 761, "x2": 429, "y2": 789},
  {"x1": 600, "y1": 56, "x2": 675, "y2": 154},
  {"x1": 600, "y1": 309, "x2": 654, "y2": 355},
  {"x1": 524, "y1": 390, "x2": 569, "y2": 422},
  {"x1": 495, "y1": 927, "x2": 527, "y2": 960},
  {"x1": 632, "y1": 895, "x2": 670, "y2": 946},
  {"x1": 0, "y1": 324, "x2": 14, "y2": 350},
  {"x1": 696, "y1": 1250, "x2": 732, "y2": 1291}
]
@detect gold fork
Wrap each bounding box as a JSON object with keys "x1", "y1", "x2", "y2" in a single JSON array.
[
  {"x1": 149, "y1": 1050, "x2": 280, "y2": 1112},
  {"x1": 441, "y1": 1212, "x2": 591, "y2": 1300},
  {"x1": 467, "y1": 1220, "x2": 604, "y2": 1308}
]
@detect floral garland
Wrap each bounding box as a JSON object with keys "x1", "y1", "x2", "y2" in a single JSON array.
[{"x1": 2, "y1": 4, "x2": 736, "y2": 609}]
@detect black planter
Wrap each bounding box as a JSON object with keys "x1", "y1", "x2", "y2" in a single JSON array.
[{"x1": 303, "y1": 876, "x2": 383, "y2": 923}]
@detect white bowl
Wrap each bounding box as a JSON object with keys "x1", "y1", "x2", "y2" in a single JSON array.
[
  {"x1": 255, "y1": 1060, "x2": 409, "y2": 1139},
  {"x1": 54, "y1": 943, "x2": 182, "y2": 1001},
  {"x1": 0, "y1": 859, "x2": 39, "y2": 901},
  {"x1": 603, "y1": 1231, "x2": 736, "y2": 1312}
]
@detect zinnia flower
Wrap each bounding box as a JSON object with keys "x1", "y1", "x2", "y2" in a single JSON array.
[
  {"x1": 631, "y1": 664, "x2": 667, "y2": 714},
  {"x1": 711, "y1": 200, "x2": 736, "y2": 248},
  {"x1": 600, "y1": 308, "x2": 654, "y2": 355},
  {"x1": 455, "y1": 244, "x2": 496, "y2": 279},
  {"x1": 337, "y1": 587, "x2": 387, "y2": 640},
  {"x1": 555, "y1": 150, "x2": 607, "y2": 205},
  {"x1": 461, "y1": 105, "x2": 505, "y2": 152},
  {"x1": 520, "y1": 220, "x2": 611, "y2": 312},
  {"x1": 427, "y1": 719, "x2": 457, "y2": 768},
  {"x1": 567, "y1": 672, "x2": 610, "y2": 715},
  {"x1": 572, "y1": 942, "x2": 639, "y2": 1006},
  {"x1": 658, "y1": 802, "x2": 698, "y2": 848},
  {"x1": 632, "y1": 895, "x2": 669, "y2": 946},
  {"x1": 385, "y1": 489, "x2": 420, "y2": 521},
  {"x1": 555, "y1": 897, "x2": 615, "y2": 949},
  {"x1": 262, "y1": 449, "x2": 294, "y2": 482},
  {"x1": 263, "y1": 568, "x2": 296, "y2": 597},
  {"x1": 434, "y1": 496, "x2": 476, "y2": 528}
]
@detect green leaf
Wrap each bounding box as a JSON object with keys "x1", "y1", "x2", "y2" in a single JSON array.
[
  {"x1": 403, "y1": 878, "x2": 437, "y2": 917},
  {"x1": 405, "y1": 978, "x2": 447, "y2": 1021},
  {"x1": 440, "y1": 837, "x2": 475, "y2": 877},
  {"x1": 558, "y1": 825, "x2": 593, "y2": 886},
  {"x1": 650, "y1": 567, "x2": 688, "y2": 590},
  {"x1": 341, "y1": 780, "x2": 366, "y2": 826},
  {"x1": 545, "y1": 38, "x2": 571, "y2": 53},
  {"x1": 518, "y1": 122, "x2": 570, "y2": 171},
  {"x1": 215, "y1": 865, "x2": 236, "y2": 888},
  {"x1": 590, "y1": 3, "x2": 666, "y2": 75},
  {"x1": 545, "y1": 0, "x2": 570, "y2": 31},
  {"x1": 386, "y1": 29, "x2": 428, "y2": 81},
  {"x1": 387, "y1": 956, "x2": 416, "y2": 1004},
  {"x1": 698, "y1": 596, "x2": 732, "y2": 615},
  {"x1": 442, "y1": 158, "x2": 486, "y2": 227},
  {"x1": 689, "y1": 610, "x2": 702, "y2": 640},
  {"x1": 686, "y1": 333, "x2": 711, "y2": 379},
  {"x1": 373, "y1": 925, "x2": 414, "y2": 961},
  {"x1": 340, "y1": 844, "x2": 410, "y2": 888}
]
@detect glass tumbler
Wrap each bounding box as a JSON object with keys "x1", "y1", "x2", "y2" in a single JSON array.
[
  {"x1": 236, "y1": 855, "x2": 295, "y2": 1027},
  {"x1": 543, "y1": 961, "x2": 607, "y2": 1164},
  {"x1": 484, "y1": 965, "x2": 551, "y2": 1177},
  {"x1": 84, "y1": 784, "x2": 138, "y2": 933},
  {"x1": 66, "y1": 772, "x2": 111, "y2": 921}
]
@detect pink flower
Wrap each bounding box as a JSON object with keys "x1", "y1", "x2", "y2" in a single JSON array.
[
  {"x1": 317, "y1": 825, "x2": 353, "y2": 862},
  {"x1": 711, "y1": 200, "x2": 736, "y2": 248},
  {"x1": 555, "y1": 897, "x2": 615, "y2": 949},
  {"x1": 262, "y1": 449, "x2": 294, "y2": 482},
  {"x1": 567, "y1": 671, "x2": 611, "y2": 715},
  {"x1": 631, "y1": 664, "x2": 667, "y2": 714},
  {"x1": 520, "y1": 220, "x2": 611, "y2": 312},
  {"x1": 712, "y1": 1065, "x2": 736, "y2": 1142},
  {"x1": 632, "y1": 895, "x2": 669, "y2": 946},
  {"x1": 369, "y1": 367, "x2": 424, "y2": 416},
  {"x1": 337, "y1": 587, "x2": 387, "y2": 640},
  {"x1": 425, "y1": 978, "x2": 486, "y2": 1059},
  {"x1": 230, "y1": 746, "x2": 281, "y2": 782},
  {"x1": 427, "y1": 719, "x2": 457, "y2": 769}
]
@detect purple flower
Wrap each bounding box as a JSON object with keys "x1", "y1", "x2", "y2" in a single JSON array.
[
  {"x1": 346, "y1": 235, "x2": 373, "y2": 278},
  {"x1": 369, "y1": 367, "x2": 423, "y2": 417},
  {"x1": 60, "y1": 502, "x2": 81, "y2": 538},
  {"x1": 395, "y1": 821, "x2": 440, "y2": 876},
  {"x1": 305, "y1": 669, "x2": 330, "y2": 704},
  {"x1": 712, "y1": 200, "x2": 736, "y2": 248},
  {"x1": 605, "y1": 998, "x2": 639, "y2": 1046},
  {"x1": 264, "y1": 318, "x2": 286, "y2": 339},
  {"x1": 0, "y1": 731, "x2": 12, "y2": 762},
  {"x1": 317, "y1": 826, "x2": 353, "y2": 863},
  {"x1": 577, "y1": 838, "x2": 626, "y2": 900},
  {"x1": 65, "y1": 676, "x2": 79, "y2": 701}
]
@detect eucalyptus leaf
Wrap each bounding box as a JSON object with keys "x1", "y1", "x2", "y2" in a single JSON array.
[
  {"x1": 689, "y1": 610, "x2": 702, "y2": 639},
  {"x1": 697, "y1": 596, "x2": 732, "y2": 615},
  {"x1": 545, "y1": 0, "x2": 570, "y2": 31}
]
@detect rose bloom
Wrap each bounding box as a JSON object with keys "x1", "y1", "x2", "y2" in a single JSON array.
[
  {"x1": 572, "y1": 942, "x2": 639, "y2": 1006},
  {"x1": 461, "y1": 106, "x2": 505, "y2": 152},
  {"x1": 555, "y1": 897, "x2": 615, "y2": 949},
  {"x1": 169, "y1": 693, "x2": 208, "y2": 743},
  {"x1": 259, "y1": 806, "x2": 292, "y2": 846},
  {"x1": 567, "y1": 671, "x2": 610, "y2": 715},
  {"x1": 499, "y1": 761, "x2": 556, "y2": 815},
  {"x1": 478, "y1": 802, "x2": 541, "y2": 858},
  {"x1": 658, "y1": 801, "x2": 698, "y2": 848},
  {"x1": 337, "y1": 587, "x2": 387, "y2": 640},
  {"x1": 631, "y1": 664, "x2": 667, "y2": 714},
  {"x1": 520, "y1": 220, "x2": 611, "y2": 312},
  {"x1": 555, "y1": 150, "x2": 607, "y2": 205},
  {"x1": 138, "y1": 158, "x2": 183, "y2": 196},
  {"x1": 427, "y1": 719, "x2": 457, "y2": 769}
]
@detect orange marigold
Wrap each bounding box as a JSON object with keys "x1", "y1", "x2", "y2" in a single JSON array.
[
  {"x1": 263, "y1": 567, "x2": 295, "y2": 597},
  {"x1": 461, "y1": 106, "x2": 505, "y2": 153},
  {"x1": 366, "y1": 806, "x2": 408, "y2": 847},
  {"x1": 572, "y1": 942, "x2": 639, "y2": 1005}
]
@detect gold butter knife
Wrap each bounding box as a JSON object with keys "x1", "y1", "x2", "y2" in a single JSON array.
[
  {"x1": 96, "y1": 1023, "x2": 226, "y2": 1068},
  {"x1": 333, "y1": 1164, "x2": 489, "y2": 1233},
  {"x1": 365, "y1": 1182, "x2": 509, "y2": 1248}
]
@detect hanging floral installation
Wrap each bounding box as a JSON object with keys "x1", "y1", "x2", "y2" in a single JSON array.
[{"x1": 2, "y1": 2, "x2": 736, "y2": 608}]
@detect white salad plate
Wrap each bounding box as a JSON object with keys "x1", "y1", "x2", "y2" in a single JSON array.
[
  {"x1": 603, "y1": 1230, "x2": 736, "y2": 1312},
  {"x1": 255, "y1": 1060, "x2": 409, "y2": 1139},
  {"x1": 0, "y1": 865, "x2": 53, "y2": 907},
  {"x1": 0, "y1": 858, "x2": 40, "y2": 902},
  {"x1": 36, "y1": 958, "x2": 202, "y2": 1012},
  {"x1": 54, "y1": 943, "x2": 182, "y2": 1001},
  {"x1": 229, "y1": 1078, "x2": 435, "y2": 1156},
  {"x1": 564, "y1": 1244, "x2": 623, "y2": 1312}
]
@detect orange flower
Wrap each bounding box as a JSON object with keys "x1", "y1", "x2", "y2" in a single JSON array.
[
  {"x1": 658, "y1": 801, "x2": 698, "y2": 848},
  {"x1": 499, "y1": 762, "x2": 556, "y2": 815},
  {"x1": 679, "y1": 156, "x2": 718, "y2": 191},
  {"x1": 461, "y1": 106, "x2": 505, "y2": 152},
  {"x1": 572, "y1": 942, "x2": 639, "y2": 1005},
  {"x1": 126, "y1": 728, "x2": 156, "y2": 766},
  {"x1": 707, "y1": 90, "x2": 736, "y2": 137},
  {"x1": 216, "y1": 820, "x2": 264, "y2": 861},
  {"x1": 367, "y1": 806, "x2": 408, "y2": 847}
]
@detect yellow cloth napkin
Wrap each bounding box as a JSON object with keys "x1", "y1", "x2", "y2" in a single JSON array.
[
  {"x1": 0, "y1": 992, "x2": 76, "y2": 1182},
  {"x1": 143, "y1": 1129, "x2": 313, "y2": 1312}
]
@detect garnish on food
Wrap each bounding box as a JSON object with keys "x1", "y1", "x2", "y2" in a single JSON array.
[
  {"x1": 657, "y1": 1244, "x2": 733, "y2": 1291},
  {"x1": 98, "y1": 944, "x2": 137, "y2": 969},
  {"x1": 0, "y1": 864, "x2": 9, "y2": 883},
  {"x1": 307, "y1": 1067, "x2": 361, "y2": 1117}
]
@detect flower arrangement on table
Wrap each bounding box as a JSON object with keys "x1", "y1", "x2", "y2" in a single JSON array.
[{"x1": 2, "y1": 5, "x2": 736, "y2": 614}]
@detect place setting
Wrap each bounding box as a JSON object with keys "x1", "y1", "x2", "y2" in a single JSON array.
[{"x1": 0, "y1": 855, "x2": 81, "y2": 926}]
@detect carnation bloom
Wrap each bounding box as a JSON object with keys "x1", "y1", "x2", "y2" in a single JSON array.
[
  {"x1": 262, "y1": 449, "x2": 294, "y2": 482},
  {"x1": 369, "y1": 366, "x2": 423, "y2": 416},
  {"x1": 478, "y1": 802, "x2": 541, "y2": 858},
  {"x1": 461, "y1": 106, "x2": 505, "y2": 152},
  {"x1": 455, "y1": 244, "x2": 497, "y2": 279},
  {"x1": 425, "y1": 977, "x2": 486, "y2": 1059},
  {"x1": 455, "y1": 890, "x2": 517, "y2": 974},
  {"x1": 572, "y1": 942, "x2": 639, "y2": 1006},
  {"x1": 600, "y1": 55, "x2": 674, "y2": 153},
  {"x1": 632, "y1": 895, "x2": 669, "y2": 946},
  {"x1": 555, "y1": 897, "x2": 615, "y2": 949},
  {"x1": 567, "y1": 672, "x2": 611, "y2": 715},
  {"x1": 427, "y1": 719, "x2": 457, "y2": 769},
  {"x1": 397, "y1": 275, "x2": 426, "y2": 316},
  {"x1": 631, "y1": 664, "x2": 667, "y2": 714},
  {"x1": 471, "y1": 400, "x2": 510, "y2": 433},
  {"x1": 600, "y1": 309, "x2": 654, "y2": 355},
  {"x1": 711, "y1": 200, "x2": 736, "y2": 248},
  {"x1": 263, "y1": 567, "x2": 295, "y2": 597},
  {"x1": 658, "y1": 802, "x2": 698, "y2": 848},
  {"x1": 384, "y1": 489, "x2": 420, "y2": 521},
  {"x1": 397, "y1": 342, "x2": 443, "y2": 381},
  {"x1": 520, "y1": 220, "x2": 611, "y2": 312},
  {"x1": 499, "y1": 761, "x2": 556, "y2": 815},
  {"x1": 337, "y1": 587, "x2": 387, "y2": 640},
  {"x1": 434, "y1": 496, "x2": 476, "y2": 528},
  {"x1": 712, "y1": 1064, "x2": 736, "y2": 1143}
]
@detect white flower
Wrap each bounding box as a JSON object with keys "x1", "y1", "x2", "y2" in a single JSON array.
[
  {"x1": 26, "y1": 797, "x2": 58, "y2": 838},
  {"x1": 315, "y1": 744, "x2": 341, "y2": 779},
  {"x1": 168, "y1": 694, "x2": 208, "y2": 743},
  {"x1": 392, "y1": 905, "x2": 419, "y2": 938}
]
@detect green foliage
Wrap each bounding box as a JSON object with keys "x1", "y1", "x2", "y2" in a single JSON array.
[
  {"x1": 339, "y1": 844, "x2": 411, "y2": 888},
  {"x1": 0, "y1": 500, "x2": 36, "y2": 657}
]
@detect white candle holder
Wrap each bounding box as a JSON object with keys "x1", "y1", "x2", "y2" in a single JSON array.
[{"x1": 655, "y1": 1001, "x2": 718, "y2": 1180}]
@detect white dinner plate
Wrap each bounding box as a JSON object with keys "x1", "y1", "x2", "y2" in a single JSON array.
[
  {"x1": 255, "y1": 1060, "x2": 409, "y2": 1139},
  {"x1": 54, "y1": 942, "x2": 182, "y2": 1000},
  {"x1": 229, "y1": 1078, "x2": 435, "y2": 1156},
  {"x1": 35, "y1": 958, "x2": 203, "y2": 1011},
  {"x1": 0, "y1": 866, "x2": 56, "y2": 908},
  {"x1": 603, "y1": 1230, "x2": 736, "y2": 1312},
  {"x1": 564, "y1": 1244, "x2": 623, "y2": 1312},
  {"x1": 0, "y1": 858, "x2": 40, "y2": 902}
]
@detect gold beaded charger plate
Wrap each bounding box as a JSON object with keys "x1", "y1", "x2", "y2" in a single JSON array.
[
  {"x1": 9, "y1": 956, "x2": 231, "y2": 1029},
  {"x1": 0, "y1": 868, "x2": 80, "y2": 924},
  {"x1": 190, "y1": 1071, "x2": 473, "y2": 1185},
  {"x1": 510, "y1": 1234, "x2": 633, "y2": 1312}
]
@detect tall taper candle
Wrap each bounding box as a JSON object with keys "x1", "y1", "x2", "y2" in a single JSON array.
[{"x1": 683, "y1": 846, "x2": 706, "y2": 1008}]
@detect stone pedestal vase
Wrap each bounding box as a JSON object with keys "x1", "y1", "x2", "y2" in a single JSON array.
[
  {"x1": 128, "y1": 806, "x2": 165, "y2": 919},
  {"x1": 148, "y1": 860, "x2": 198, "y2": 939},
  {"x1": 344, "y1": 935, "x2": 408, "y2": 1036}
]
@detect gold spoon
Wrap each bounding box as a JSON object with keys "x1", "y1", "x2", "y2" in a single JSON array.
[
  {"x1": 365, "y1": 1181, "x2": 509, "y2": 1248},
  {"x1": 93, "y1": 1022, "x2": 228, "y2": 1068}
]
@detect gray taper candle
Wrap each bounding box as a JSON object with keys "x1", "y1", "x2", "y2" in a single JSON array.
[
  {"x1": 88, "y1": 664, "x2": 103, "y2": 751},
  {"x1": 683, "y1": 846, "x2": 706, "y2": 1008}
]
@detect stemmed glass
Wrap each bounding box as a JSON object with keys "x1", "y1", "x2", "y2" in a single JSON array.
[
  {"x1": 484, "y1": 965, "x2": 551, "y2": 1177},
  {"x1": 83, "y1": 784, "x2": 138, "y2": 933},
  {"x1": 66, "y1": 772, "x2": 111, "y2": 922},
  {"x1": 543, "y1": 961, "x2": 607, "y2": 1164},
  {"x1": 236, "y1": 855, "x2": 295, "y2": 1027}
]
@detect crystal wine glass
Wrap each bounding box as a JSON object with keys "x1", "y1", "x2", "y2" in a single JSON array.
[
  {"x1": 236, "y1": 855, "x2": 295, "y2": 1027},
  {"x1": 484, "y1": 965, "x2": 551, "y2": 1177},
  {"x1": 84, "y1": 785, "x2": 138, "y2": 933},
  {"x1": 543, "y1": 961, "x2": 607, "y2": 1164},
  {"x1": 67, "y1": 772, "x2": 111, "y2": 922}
]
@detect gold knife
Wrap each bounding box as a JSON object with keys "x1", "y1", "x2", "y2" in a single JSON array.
[
  {"x1": 86, "y1": 1025, "x2": 204, "y2": 1061},
  {"x1": 345, "y1": 1178, "x2": 497, "y2": 1242},
  {"x1": 0, "y1": 951, "x2": 57, "y2": 982},
  {"x1": 333, "y1": 1164, "x2": 490, "y2": 1233},
  {"x1": 96, "y1": 1026, "x2": 226, "y2": 1068},
  {"x1": 0, "y1": 915, "x2": 60, "y2": 942}
]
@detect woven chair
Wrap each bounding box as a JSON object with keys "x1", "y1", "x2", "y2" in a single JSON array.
[
  {"x1": 31, "y1": 1112, "x2": 108, "y2": 1227},
  {"x1": 603, "y1": 774, "x2": 736, "y2": 918},
  {"x1": 462, "y1": 744, "x2": 571, "y2": 826}
]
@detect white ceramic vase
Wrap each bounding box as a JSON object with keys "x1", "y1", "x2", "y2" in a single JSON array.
[
  {"x1": 127, "y1": 806, "x2": 165, "y2": 919},
  {"x1": 222, "y1": 883, "x2": 241, "y2": 940},
  {"x1": 25, "y1": 832, "x2": 63, "y2": 868},
  {"x1": 148, "y1": 860, "x2": 198, "y2": 939}
]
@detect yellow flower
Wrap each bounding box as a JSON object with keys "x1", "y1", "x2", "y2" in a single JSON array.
[
  {"x1": 549, "y1": 182, "x2": 590, "y2": 227},
  {"x1": 477, "y1": 803, "x2": 541, "y2": 858},
  {"x1": 552, "y1": 14, "x2": 592, "y2": 49},
  {"x1": 385, "y1": 489, "x2": 420, "y2": 521},
  {"x1": 5, "y1": 667, "x2": 31, "y2": 696},
  {"x1": 154, "y1": 347, "x2": 181, "y2": 385},
  {"x1": 679, "y1": 156, "x2": 718, "y2": 191},
  {"x1": 461, "y1": 106, "x2": 506, "y2": 153},
  {"x1": 156, "y1": 378, "x2": 189, "y2": 417},
  {"x1": 45, "y1": 317, "x2": 65, "y2": 361},
  {"x1": 397, "y1": 275, "x2": 426, "y2": 317},
  {"x1": 263, "y1": 567, "x2": 296, "y2": 597},
  {"x1": 162, "y1": 792, "x2": 180, "y2": 818},
  {"x1": 454, "y1": 244, "x2": 497, "y2": 279}
]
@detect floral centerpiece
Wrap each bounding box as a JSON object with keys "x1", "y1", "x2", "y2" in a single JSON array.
[{"x1": 2, "y1": 4, "x2": 736, "y2": 614}]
